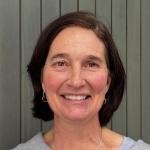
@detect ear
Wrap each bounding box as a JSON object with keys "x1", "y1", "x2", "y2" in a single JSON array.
[
  {"x1": 41, "y1": 71, "x2": 45, "y2": 92},
  {"x1": 105, "y1": 73, "x2": 112, "y2": 93}
]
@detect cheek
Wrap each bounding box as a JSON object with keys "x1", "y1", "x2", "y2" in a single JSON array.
[
  {"x1": 89, "y1": 74, "x2": 108, "y2": 92},
  {"x1": 43, "y1": 72, "x2": 64, "y2": 92}
]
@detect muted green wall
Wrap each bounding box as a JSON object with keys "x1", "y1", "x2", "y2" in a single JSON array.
[{"x1": 0, "y1": 0, "x2": 150, "y2": 149}]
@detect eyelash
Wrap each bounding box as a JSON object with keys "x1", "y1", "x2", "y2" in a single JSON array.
[
  {"x1": 54, "y1": 61, "x2": 68, "y2": 67},
  {"x1": 86, "y1": 62, "x2": 99, "y2": 68},
  {"x1": 53, "y1": 61, "x2": 99, "y2": 68},
  {"x1": 56, "y1": 62, "x2": 65, "y2": 66}
]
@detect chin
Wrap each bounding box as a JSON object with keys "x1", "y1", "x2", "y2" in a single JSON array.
[{"x1": 63, "y1": 110, "x2": 96, "y2": 122}]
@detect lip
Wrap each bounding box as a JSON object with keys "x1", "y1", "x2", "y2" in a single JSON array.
[
  {"x1": 60, "y1": 92, "x2": 91, "y2": 96},
  {"x1": 64, "y1": 95, "x2": 87, "y2": 100},
  {"x1": 60, "y1": 93, "x2": 91, "y2": 101}
]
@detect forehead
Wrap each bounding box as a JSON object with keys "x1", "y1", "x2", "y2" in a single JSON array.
[
  {"x1": 49, "y1": 27, "x2": 106, "y2": 57},
  {"x1": 52, "y1": 26, "x2": 103, "y2": 45}
]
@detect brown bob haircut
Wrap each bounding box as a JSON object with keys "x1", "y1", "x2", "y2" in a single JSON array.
[{"x1": 27, "y1": 11, "x2": 125, "y2": 127}]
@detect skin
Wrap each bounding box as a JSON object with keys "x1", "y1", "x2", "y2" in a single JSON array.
[{"x1": 41, "y1": 27, "x2": 124, "y2": 150}]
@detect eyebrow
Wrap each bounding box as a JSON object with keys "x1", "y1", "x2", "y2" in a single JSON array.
[
  {"x1": 50, "y1": 53, "x2": 103, "y2": 63},
  {"x1": 50, "y1": 53, "x2": 70, "y2": 60},
  {"x1": 86, "y1": 55, "x2": 103, "y2": 63}
]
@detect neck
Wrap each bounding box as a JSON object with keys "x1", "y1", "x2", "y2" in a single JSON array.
[{"x1": 51, "y1": 115, "x2": 102, "y2": 150}]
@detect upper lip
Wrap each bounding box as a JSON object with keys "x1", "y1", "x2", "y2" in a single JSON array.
[
  {"x1": 60, "y1": 93, "x2": 91, "y2": 96},
  {"x1": 60, "y1": 93, "x2": 91, "y2": 100}
]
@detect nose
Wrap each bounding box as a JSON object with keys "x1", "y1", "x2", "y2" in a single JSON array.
[{"x1": 66, "y1": 66, "x2": 86, "y2": 88}]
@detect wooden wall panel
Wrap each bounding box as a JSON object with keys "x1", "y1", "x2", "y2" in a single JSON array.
[
  {"x1": 96, "y1": 0, "x2": 112, "y2": 31},
  {"x1": 126, "y1": 0, "x2": 141, "y2": 140},
  {"x1": 0, "y1": 1, "x2": 20, "y2": 150},
  {"x1": 42, "y1": 0, "x2": 60, "y2": 27},
  {"x1": 0, "y1": 1, "x2": 150, "y2": 149},
  {"x1": 21, "y1": 0, "x2": 41, "y2": 142},
  {"x1": 79, "y1": 0, "x2": 95, "y2": 14},
  {"x1": 111, "y1": 0, "x2": 127, "y2": 136},
  {"x1": 96, "y1": 0, "x2": 112, "y2": 129},
  {"x1": 42, "y1": 0, "x2": 60, "y2": 133},
  {"x1": 61, "y1": 0, "x2": 77, "y2": 15},
  {"x1": 141, "y1": 0, "x2": 150, "y2": 144}
]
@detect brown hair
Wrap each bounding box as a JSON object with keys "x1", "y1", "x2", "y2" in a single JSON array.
[{"x1": 27, "y1": 11, "x2": 125, "y2": 126}]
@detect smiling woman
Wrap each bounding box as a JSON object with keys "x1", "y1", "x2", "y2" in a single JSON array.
[
  {"x1": 12, "y1": 11, "x2": 150, "y2": 150},
  {"x1": 41, "y1": 26, "x2": 110, "y2": 123}
]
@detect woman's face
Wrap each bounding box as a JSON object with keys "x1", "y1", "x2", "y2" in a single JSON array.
[{"x1": 41, "y1": 27, "x2": 111, "y2": 123}]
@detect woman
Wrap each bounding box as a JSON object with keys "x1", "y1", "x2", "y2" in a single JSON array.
[{"x1": 13, "y1": 12, "x2": 150, "y2": 150}]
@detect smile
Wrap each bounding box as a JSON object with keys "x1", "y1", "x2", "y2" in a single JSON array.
[{"x1": 63, "y1": 95, "x2": 89, "y2": 100}]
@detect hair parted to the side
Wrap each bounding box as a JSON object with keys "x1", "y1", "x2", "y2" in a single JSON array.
[{"x1": 27, "y1": 11, "x2": 125, "y2": 126}]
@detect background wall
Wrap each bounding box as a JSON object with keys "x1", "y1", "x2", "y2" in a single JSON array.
[{"x1": 0, "y1": 0, "x2": 150, "y2": 149}]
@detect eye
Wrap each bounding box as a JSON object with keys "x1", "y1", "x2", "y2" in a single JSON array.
[
  {"x1": 87, "y1": 62, "x2": 99, "y2": 68},
  {"x1": 52, "y1": 60, "x2": 69, "y2": 71},
  {"x1": 56, "y1": 62, "x2": 65, "y2": 66}
]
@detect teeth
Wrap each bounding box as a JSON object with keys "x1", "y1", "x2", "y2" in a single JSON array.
[{"x1": 64, "y1": 95, "x2": 87, "y2": 100}]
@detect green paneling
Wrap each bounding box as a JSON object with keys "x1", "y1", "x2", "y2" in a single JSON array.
[
  {"x1": 127, "y1": 0, "x2": 141, "y2": 140},
  {"x1": 42, "y1": 0, "x2": 60, "y2": 27},
  {"x1": 61, "y1": 0, "x2": 77, "y2": 15},
  {"x1": 79, "y1": 0, "x2": 95, "y2": 14},
  {"x1": 141, "y1": 0, "x2": 150, "y2": 144},
  {"x1": 0, "y1": 1, "x2": 150, "y2": 149},
  {"x1": 21, "y1": 0, "x2": 41, "y2": 142},
  {"x1": 96, "y1": 0, "x2": 112, "y2": 129},
  {"x1": 42, "y1": 0, "x2": 60, "y2": 133},
  {"x1": 0, "y1": 1, "x2": 20, "y2": 150},
  {"x1": 96, "y1": 0, "x2": 112, "y2": 31},
  {"x1": 111, "y1": 0, "x2": 127, "y2": 136}
]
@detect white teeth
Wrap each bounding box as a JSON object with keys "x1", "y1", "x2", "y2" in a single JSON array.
[{"x1": 64, "y1": 95, "x2": 87, "y2": 100}]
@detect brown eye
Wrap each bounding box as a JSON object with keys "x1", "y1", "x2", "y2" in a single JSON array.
[
  {"x1": 57, "y1": 62, "x2": 65, "y2": 66},
  {"x1": 88, "y1": 62, "x2": 97, "y2": 67}
]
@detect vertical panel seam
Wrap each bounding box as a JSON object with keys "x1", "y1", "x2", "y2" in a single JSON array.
[
  {"x1": 111, "y1": 0, "x2": 113, "y2": 130},
  {"x1": 40, "y1": 0, "x2": 43, "y2": 132},
  {"x1": 95, "y1": 0, "x2": 96, "y2": 16},
  {"x1": 140, "y1": 0, "x2": 142, "y2": 140},
  {"x1": 59, "y1": 0, "x2": 61, "y2": 16},
  {"x1": 77, "y1": 0, "x2": 79, "y2": 11},
  {"x1": 111, "y1": 0, "x2": 112, "y2": 33},
  {"x1": 19, "y1": 0, "x2": 22, "y2": 143},
  {"x1": 126, "y1": 0, "x2": 128, "y2": 137},
  {"x1": 40, "y1": 0, "x2": 42, "y2": 31}
]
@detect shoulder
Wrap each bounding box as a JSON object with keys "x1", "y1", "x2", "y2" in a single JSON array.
[
  {"x1": 130, "y1": 140, "x2": 150, "y2": 150},
  {"x1": 119, "y1": 137, "x2": 150, "y2": 150},
  {"x1": 11, "y1": 132, "x2": 51, "y2": 150},
  {"x1": 119, "y1": 137, "x2": 135, "y2": 150}
]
